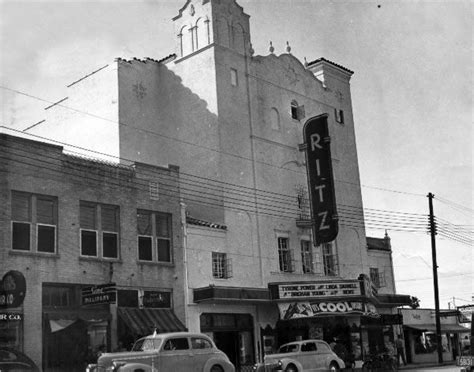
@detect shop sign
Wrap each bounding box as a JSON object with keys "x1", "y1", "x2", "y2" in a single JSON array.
[
  {"x1": 279, "y1": 301, "x2": 367, "y2": 320},
  {"x1": 82, "y1": 283, "x2": 116, "y2": 306},
  {"x1": 0, "y1": 312, "x2": 23, "y2": 321},
  {"x1": 302, "y1": 114, "x2": 338, "y2": 245},
  {"x1": 0, "y1": 270, "x2": 26, "y2": 309},
  {"x1": 142, "y1": 291, "x2": 171, "y2": 309},
  {"x1": 270, "y1": 281, "x2": 361, "y2": 300}
]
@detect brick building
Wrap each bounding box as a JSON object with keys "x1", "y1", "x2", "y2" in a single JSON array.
[
  {"x1": 0, "y1": 133, "x2": 186, "y2": 370},
  {"x1": 21, "y1": 0, "x2": 413, "y2": 370}
]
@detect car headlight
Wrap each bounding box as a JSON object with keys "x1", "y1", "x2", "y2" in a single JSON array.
[
  {"x1": 112, "y1": 361, "x2": 126, "y2": 372},
  {"x1": 86, "y1": 364, "x2": 97, "y2": 372}
]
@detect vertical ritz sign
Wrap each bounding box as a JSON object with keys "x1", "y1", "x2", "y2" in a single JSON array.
[{"x1": 303, "y1": 114, "x2": 338, "y2": 245}]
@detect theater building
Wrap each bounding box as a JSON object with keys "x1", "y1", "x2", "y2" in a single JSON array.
[
  {"x1": 23, "y1": 0, "x2": 412, "y2": 370},
  {"x1": 0, "y1": 134, "x2": 186, "y2": 371}
]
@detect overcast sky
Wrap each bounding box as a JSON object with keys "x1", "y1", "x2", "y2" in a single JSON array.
[{"x1": 1, "y1": 0, "x2": 472, "y2": 310}]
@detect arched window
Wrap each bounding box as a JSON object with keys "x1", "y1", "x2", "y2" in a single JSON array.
[{"x1": 270, "y1": 108, "x2": 280, "y2": 130}]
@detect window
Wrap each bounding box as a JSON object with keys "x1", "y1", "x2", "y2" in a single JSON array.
[
  {"x1": 323, "y1": 243, "x2": 338, "y2": 276},
  {"x1": 291, "y1": 100, "x2": 305, "y2": 121},
  {"x1": 278, "y1": 237, "x2": 293, "y2": 272},
  {"x1": 335, "y1": 108, "x2": 344, "y2": 124},
  {"x1": 212, "y1": 252, "x2": 232, "y2": 279},
  {"x1": 370, "y1": 267, "x2": 386, "y2": 288},
  {"x1": 11, "y1": 191, "x2": 57, "y2": 253},
  {"x1": 80, "y1": 202, "x2": 119, "y2": 258},
  {"x1": 230, "y1": 68, "x2": 238, "y2": 86},
  {"x1": 137, "y1": 210, "x2": 172, "y2": 263},
  {"x1": 301, "y1": 342, "x2": 317, "y2": 352},
  {"x1": 191, "y1": 337, "x2": 213, "y2": 349},
  {"x1": 301, "y1": 240, "x2": 313, "y2": 274},
  {"x1": 42, "y1": 285, "x2": 74, "y2": 308},
  {"x1": 270, "y1": 107, "x2": 280, "y2": 130},
  {"x1": 163, "y1": 338, "x2": 189, "y2": 351}
]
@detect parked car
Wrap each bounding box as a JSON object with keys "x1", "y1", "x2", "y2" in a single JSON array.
[
  {"x1": 86, "y1": 331, "x2": 235, "y2": 372},
  {"x1": 0, "y1": 347, "x2": 40, "y2": 372},
  {"x1": 253, "y1": 340, "x2": 345, "y2": 372}
]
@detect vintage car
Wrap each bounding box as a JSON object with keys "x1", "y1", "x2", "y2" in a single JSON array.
[
  {"x1": 253, "y1": 340, "x2": 345, "y2": 372},
  {"x1": 86, "y1": 331, "x2": 234, "y2": 372},
  {"x1": 0, "y1": 347, "x2": 40, "y2": 372}
]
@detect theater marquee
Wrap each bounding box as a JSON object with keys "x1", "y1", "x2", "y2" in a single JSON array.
[{"x1": 302, "y1": 114, "x2": 338, "y2": 245}]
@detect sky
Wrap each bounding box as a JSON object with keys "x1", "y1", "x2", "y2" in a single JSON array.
[{"x1": 0, "y1": 0, "x2": 472, "y2": 311}]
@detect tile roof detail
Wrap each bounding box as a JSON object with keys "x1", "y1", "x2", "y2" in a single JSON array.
[
  {"x1": 307, "y1": 57, "x2": 353, "y2": 74},
  {"x1": 186, "y1": 216, "x2": 227, "y2": 230}
]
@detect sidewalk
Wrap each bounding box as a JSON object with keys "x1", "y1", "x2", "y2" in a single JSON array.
[{"x1": 399, "y1": 361, "x2": 457, "y2": 370}]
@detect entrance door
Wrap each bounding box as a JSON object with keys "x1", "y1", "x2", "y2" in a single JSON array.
[{"x1": 214, "y1": 331, "x2": 238, "y2": 368}]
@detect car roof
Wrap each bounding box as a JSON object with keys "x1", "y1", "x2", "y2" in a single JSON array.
[
  {"x1": 140, "y1": 332, "x2": 212, "y2": 340},
  {"x1": 281, "y1": 340, "x2": 329, "y2": 346}
]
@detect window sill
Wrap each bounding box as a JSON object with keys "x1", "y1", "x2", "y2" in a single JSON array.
[
  {"x1": 137, "y1": 260, "x2": 174, "y2": 267},
  {"x1": 79, "y1": 256, "x2": 122, "y2": 264},
  {"x1": 9, "y1": 250, "x2": 60, "y2": 259}
]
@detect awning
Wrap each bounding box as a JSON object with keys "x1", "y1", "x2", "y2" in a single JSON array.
[
  {"x1": 193, "y1": 286, "x2": 270, "y2": 303},
  {"x1": 117, "y1": 307, "x2": 186, "y2": 335},
  {"x1": 405, "y1": 323, "x2": 470, "y2": 333},
  {"x1": 49, "y1": 319, "x2": 77, "y2": 333}
]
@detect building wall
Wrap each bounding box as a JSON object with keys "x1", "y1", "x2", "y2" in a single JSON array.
[
  {"x1": 30, "y1": 64, "x2": 120, "y2": 161},
  {"x1": 0, "y1": 134, "x2": 184, "y2": 367}
]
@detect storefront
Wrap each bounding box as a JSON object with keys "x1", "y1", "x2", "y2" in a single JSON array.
[
  {"x1": 267, "y1": 275, "x2": 409, "y2": 368},
  {"x1": 41, "y1": 282, "x2": 186, "y2": 371},
  {"x1": 400, "y1": 308, "x2": 469, "y2": 364},
  {"x1": 192, "y1": 286, "x2": 270, "y2": 372},
  {"x1": 116, "y1": 288, "x2": 186, "y2": 350},
  {"x1": 42, "y1": 283, "x2": 112, "y2": 372},
  {"x1": 0, "y1": 270, "x2": 27, "y2": 351}
]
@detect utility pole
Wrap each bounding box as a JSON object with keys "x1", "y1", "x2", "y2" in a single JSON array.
[{"x1": 428, "y1": 192, "x2": 443, "y2": 364}]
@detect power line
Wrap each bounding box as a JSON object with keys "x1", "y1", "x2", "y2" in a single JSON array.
[{"x1": 0, "y1": 84, "x2": 426, "y2": 198}]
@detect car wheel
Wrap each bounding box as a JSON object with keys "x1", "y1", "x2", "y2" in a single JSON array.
[
  {"x1": 329, "y1": 362, "x2": 340, "y2": 372},
  {"x1": 210, "y1": 365, "x2": 224, "y2": 372},
  {"x1": 285, "y1": 364, "x2": 298, "y2": 372}
]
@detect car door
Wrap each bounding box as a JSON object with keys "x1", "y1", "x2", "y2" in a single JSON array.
[
  {"x1": 314, "y1": 341, "x2": 332, "y2": 371},
  {"x1": 300, "y1": 341, "x2": 318, "y2": 372},
  {"x1": 159, "y1": 337, "x2": 194, "y2": 371},
  {"x1": 190, "y1": 336, "x2": 216, "y2": 371}
]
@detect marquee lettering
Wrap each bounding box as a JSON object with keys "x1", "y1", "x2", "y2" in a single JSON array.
[{"x1": 303, "y1": 114, "x2": 338, "y2": 245}]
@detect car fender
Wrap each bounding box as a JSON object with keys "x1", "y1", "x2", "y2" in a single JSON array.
[
  {"x1": 279, "y1": 357, "x2": 303, "y2": 371},
  {"x1": 116, "y1": 362, "x2": 158, "y2": 372},
  {"x1": 203, "y1": 356, "x2": 235, "y2": 372}
]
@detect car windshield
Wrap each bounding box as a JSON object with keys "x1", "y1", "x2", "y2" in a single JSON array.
[
  {"x1": 131, "y1": 338, "x2": 162, "y2": 351},
  {"x1": 278, "y1": 344, "x2": 299, "y2": 353}
]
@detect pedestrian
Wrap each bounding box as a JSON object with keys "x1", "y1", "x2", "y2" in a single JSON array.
[{"x1": 396, "y1": 335, "x2": 407, "y2": 366}]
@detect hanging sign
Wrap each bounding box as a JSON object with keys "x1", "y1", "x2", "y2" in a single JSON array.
[
  {"x1": 303, "y1": 114, "x2": 338, "y2": 245},
  {"x1": 82, "y1": 283, "x2": 116, "y2": 306},
  {"x1": 0, "y1": 271, "x2": 26, "y2": 309}
]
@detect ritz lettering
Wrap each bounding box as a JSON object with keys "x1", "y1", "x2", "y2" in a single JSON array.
[{"x1": 310, "y1": 132, "x2": 331, "y2": 231}]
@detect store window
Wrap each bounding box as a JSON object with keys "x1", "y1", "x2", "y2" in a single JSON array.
[
  {"x1": 137, "y1": 210, "x2": 172, "y2": 263},
  {"x1": 414, "y1": 332, "x2": 449, "y2": 354},
  {"x1": 80, "y1": 202, "x2": 119, "y2": 259},
  {"x1": 11, "y1": 191, "x2": 57, "y2": 253}
]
